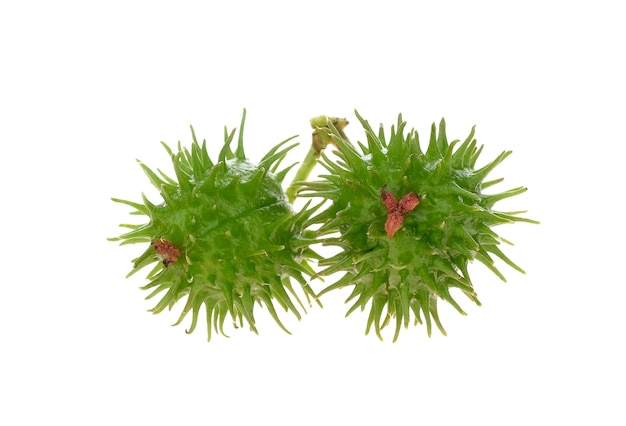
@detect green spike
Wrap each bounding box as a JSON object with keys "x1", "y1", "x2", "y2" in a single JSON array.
[
  {"x1": 484, "y1": 245, "x2": 526, "y2": 274},
  {"x1": 423, "y1": 122, "x2": 437, "y2": 158},
  {"x1": 274, "y1": 162, "x2": 297, "y2": 183},
  {"x1": 436, "y1": 118, "x2": 448, "y2": 153},
  {"x1": 235, "y1": 109, "x2": 247, "y2": 160},
  {"x1": 482, "y1": 186, "x2": 528, "y2": 207},
  {"x1": 171, "y1": 152, "x2": 191, "y2": 194},
  {"x1": 467, "y1": 143, "x2": 484, "y2": 168},
  {"x1": 258, "y1": 142, "x2": 298, "y2": 171},
  {"x1": 111, "y1": 197, "x2": 149, "y2": 215},
  {"x1": 387, "y1": 120, "x2": 410, "y2": 162},
  {"x1": 364, "y1": 123, "x2": 386, "y2": 161},
  {"x1": 481, "y1": 177, "x2": 504, "y2": 189},
  {"x1": 219, "y1": 126, "x2": 236, "y2": 163},
  {"x1": 470, "y1": 150, "x2": 512, "y2": 188},
  {"x1": 137, "y1": 161, "x2": 168, "y2": 190}
]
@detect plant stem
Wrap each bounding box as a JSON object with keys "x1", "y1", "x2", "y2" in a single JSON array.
[{"x1": 286, "y1": 116, "x2": 349, "y2": 203}]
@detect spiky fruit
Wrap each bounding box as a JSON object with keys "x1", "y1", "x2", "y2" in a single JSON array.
[
  {"x1": 298, "y1": 112, "x2": 537, "y2": 341},
  {"x1": 109, "y1": 111, "x2": 319, "y2": 340}
]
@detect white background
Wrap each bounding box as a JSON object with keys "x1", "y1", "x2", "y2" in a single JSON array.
[{"x1": 2, "y1": 1, "x2": 624, "y2": 424}]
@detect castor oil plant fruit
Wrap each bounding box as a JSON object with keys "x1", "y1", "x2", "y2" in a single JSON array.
[
  {"x1": 109, "y1": 111, "x2": 320, "y2": 340},
  {"x1": 294, "y1": 112, "x2": 538, "y2": 341}
]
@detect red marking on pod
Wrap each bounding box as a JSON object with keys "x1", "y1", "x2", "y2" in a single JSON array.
[
  {"x1": 381, "y1": 186, "x2": 420, "y2": 238},
  {"x1": 153, "y1": 238, "x2": 180, "y2": 266}
]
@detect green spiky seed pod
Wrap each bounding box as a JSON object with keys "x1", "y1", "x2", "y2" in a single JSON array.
[
  {"x1": 109, "y1": 111, "x2": 320, "y2": 340},
  {"x1": 297, "y1": 112, "x2": 538, "y2": 341}
]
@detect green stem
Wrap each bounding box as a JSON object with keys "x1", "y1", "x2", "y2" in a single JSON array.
[{"x1": 286, "y1": 116, "x2": 349, "y2": 203}]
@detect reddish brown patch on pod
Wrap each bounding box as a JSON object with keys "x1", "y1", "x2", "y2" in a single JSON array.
[
  {"x1": 398, "y1": 192, "x2": 420, "y2": 213},
  {"x1": 153, "y1": 238, "x2": 180, "y2": 266},
  {"x1": 381, "y1": 186, "x2": 420, "y2": 238}
]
